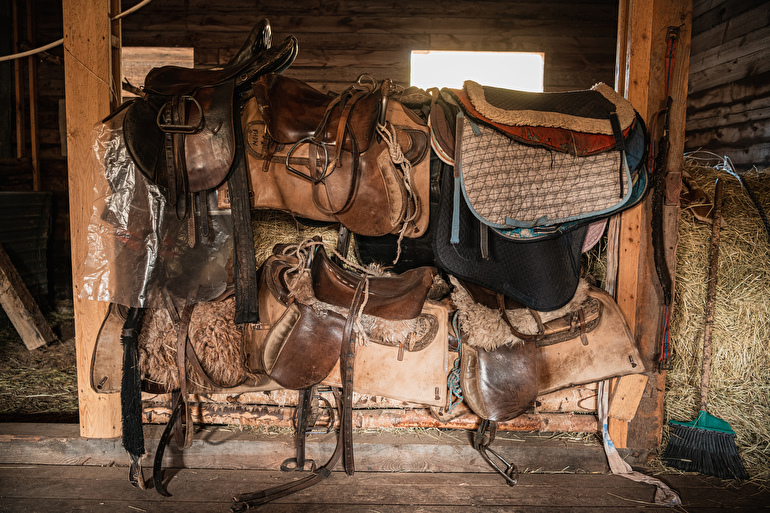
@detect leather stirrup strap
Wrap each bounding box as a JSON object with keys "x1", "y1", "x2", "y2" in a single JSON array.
[
  {"x1": 230, "y1": 281, "x2": 366, "y2": 511},
  {"x1": 153, "y1": 389, "x2": 184, "y2": 497},
  {"x1": 340, "y1": 280, "x2": 365, "y2": 474},
  {"x1": 162, "y1": 292, "x2": 195, "y2": 450},
  {"x1": 231, "y1": 388, "x2": 345, "y2": 511},
  {"x1": 229, "y1": 108, "x2": 260, "y2": 324},
  {"x1": 280, "y1": 386, "x2": 317, "y2": 472}
]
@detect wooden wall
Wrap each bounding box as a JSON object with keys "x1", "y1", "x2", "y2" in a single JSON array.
[
  {"x1": 0, "y1": 1, "x2": 70, "y2": 306},
  {"x1": 685, "y1": 0, "x2": 770, "y2": 170},
  {"x1": 120, "y1": 0, "x2": 619, "y2": 93}
]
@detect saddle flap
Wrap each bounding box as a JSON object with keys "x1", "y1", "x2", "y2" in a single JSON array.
[
  {"x1": 253, "y1": 73, "x2": 383, "y2": 152},
  {"x1": 262, "y1": 301, "x2": 345, "y2": 390},
  {"x1": 310, "y1": 245, "x2": 436, "y2": 320},
  {"x1": 536, "y1": 286, "x2": 645, "y2": 394},
  {"x1": 122, "y1": 82, "x2": 236, "y2": 198},
  {"x1": 321, "y1": 301, "x2": 451, "y2": 407},
  {"x1": 460, "y1": 340, "x2": 539, "y2": 422}
]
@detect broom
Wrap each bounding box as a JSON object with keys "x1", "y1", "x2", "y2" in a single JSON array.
[{"x1": 663, "y1": 178, "x2": 749, "y2": 480}]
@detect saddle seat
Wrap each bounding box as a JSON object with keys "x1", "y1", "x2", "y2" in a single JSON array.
[
  {"x1": 311, "y1": 245, "x2": 436, "y2": 321},
  {"x1": 253, "y1": 73, "x2": 385, "y2": 153},
  {"x1": 143, "y1": 20, "x2": 297, "y2": 96}
]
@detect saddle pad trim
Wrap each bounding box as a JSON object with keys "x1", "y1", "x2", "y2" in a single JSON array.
[
  {"x1": 464, "y1": 81, "x2": 637, "y2": 138},
  {"x1": 447, "y1": 87, "x2": 634, "y2": 157}
]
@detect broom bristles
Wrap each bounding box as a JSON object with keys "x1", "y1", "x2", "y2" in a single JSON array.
[{"x1": 664, "y1": 423, "x2": 749, "y2": 480}]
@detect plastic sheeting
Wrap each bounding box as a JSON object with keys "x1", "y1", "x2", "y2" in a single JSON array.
[{"x1": 81, "y1": 105, "x2": 233, "y2": 308}]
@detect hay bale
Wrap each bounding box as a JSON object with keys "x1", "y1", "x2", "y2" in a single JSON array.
[{"x1": 666, "y1": 162, "x2": 770, "y2": 482}]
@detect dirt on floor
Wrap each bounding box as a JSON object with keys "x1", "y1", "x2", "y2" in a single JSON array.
[{"x1": 0, "y1": 305, "x2": 79, "y2": 416}]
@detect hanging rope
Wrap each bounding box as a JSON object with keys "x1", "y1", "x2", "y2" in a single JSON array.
[{"x1": 0, "y1": 0, "x2": 152, "y2": 62}]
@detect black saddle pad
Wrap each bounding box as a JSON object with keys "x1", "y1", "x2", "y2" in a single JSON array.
[{"x1": 433, "y1": 158, "x2": 589, "y2": 312}]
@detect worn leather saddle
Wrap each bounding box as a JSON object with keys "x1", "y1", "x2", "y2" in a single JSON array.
[
  {"x1": 122, "y1": 20, "x2": 299, "y2": 226},
  {"x1": 244, "y1": 73, "x2": 431, "y2": 238}
]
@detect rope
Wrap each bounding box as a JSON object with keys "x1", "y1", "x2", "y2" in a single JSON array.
[
  {"x1": 0, "y1": 0, "x2": 151, "y2": 62},
  {"x1": 376, "y1": 121, "x2": 419, "y2": 265},
  {"x1": 446, "y1": 311, "x2": 463, "y2": 413}
]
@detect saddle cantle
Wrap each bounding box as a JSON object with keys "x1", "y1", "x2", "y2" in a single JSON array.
[{"x1": 311, "y1": 244, "x2": 436, "y2": 320}]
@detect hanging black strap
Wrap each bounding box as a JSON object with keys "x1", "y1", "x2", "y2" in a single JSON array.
[
  {"x1": 120, "y1": 307, "x2": 146, "y2": 490},
  {"x1": 228, "y1": 104, "x2": 260, "y2": 324}
]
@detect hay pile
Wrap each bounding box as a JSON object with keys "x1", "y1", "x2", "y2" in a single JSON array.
[
  {"x1": 252, "y1": 211, "x2": 347, "y2": 266},
  {"x1": 665, "y1": 160, "x2": 770, "y2": 482}
]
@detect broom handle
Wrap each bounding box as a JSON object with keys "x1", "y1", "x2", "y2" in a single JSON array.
[{"x1": 700, "y1": 178, "x2": 724, "y2": 412}]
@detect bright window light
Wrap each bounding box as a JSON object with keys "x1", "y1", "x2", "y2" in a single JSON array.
[{"x1": 410, "y1": 51, "x2": 544, "y2": 91}]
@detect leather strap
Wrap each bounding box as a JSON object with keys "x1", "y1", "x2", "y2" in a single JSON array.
[
  {"x1": 497, "y1": 294, "x2": 543, "y2": 342},
  {"x1": 153, "y1": 389, "x2": 184, "y2": 497},
  {"x1": 473, "y1": 419, "x2": 519, "y2": 486},
  {"x1": 231, "y1": 276, "x2": 367, "y2": 511},
  {"x1": 280, "y1": 387, "x2": 316, "y2": 472},
  {"x1": 229, "y1": 105, "x2": 260, "y2": 324}
]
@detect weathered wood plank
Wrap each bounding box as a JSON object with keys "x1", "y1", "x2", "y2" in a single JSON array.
[
  {"x1": 0, "y1": 243, "x2": 56, "y2": 350},
  {"x1": 690, "y1": 2, "x2": 770, "y2": 55},
  {"x1": 3, "y1": 465, "x2": 770, "y2": 512},
  {"x1": 689, "y1": 44, "x2": 770, "y2": 94},
  {"x1": 0, "y1": 424, "x2": 613, "y2": 473}
]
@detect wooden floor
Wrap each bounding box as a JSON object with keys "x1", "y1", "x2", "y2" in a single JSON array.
[
  {"x1": 1, "y1": 423, "x2": 768, "y2": 512},
  {"x1": 2, "y1": 465, "x2": 769, "y2": 512}
]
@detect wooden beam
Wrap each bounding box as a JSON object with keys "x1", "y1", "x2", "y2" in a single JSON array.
[
  {"x1": 610, "y1": 0, "x2": 692, "y2": 452},
  {"x1": 63, "y1": 0, "x2": 122, "y2": 438},
  {"x1": 0, "y1": 243, "x2": 57, "y2": 350}
]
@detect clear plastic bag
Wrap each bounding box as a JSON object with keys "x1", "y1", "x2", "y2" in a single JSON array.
[{"x1": 81, "y1": 106, "x2": 233, "y2": 308}]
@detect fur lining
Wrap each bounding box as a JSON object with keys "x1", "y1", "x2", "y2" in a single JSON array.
[
  {"x1": 450, "y1": 276, "x2": 590, "y2": 350},
  {"x1": 139, "y1": 297, "x2": 249, "y2": 390},
  {"x1": 464, "y1": 80, "x2": 637, "y2": 136}
]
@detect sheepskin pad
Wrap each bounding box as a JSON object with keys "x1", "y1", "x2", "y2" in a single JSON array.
[
  {"x1": 450, "y1": 276, "x2": 590, "y2": 350},
  {"x1": 139, "y1": 297, "x2": 250, "y2": 390}
]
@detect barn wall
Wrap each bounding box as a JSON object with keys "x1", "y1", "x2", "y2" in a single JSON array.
[
  {"x1": 119, "y1": 0, "x2": 620, "y2": 92},
  {"x1": 685, "y1": 0, "x2": 770, "y2": 170}
]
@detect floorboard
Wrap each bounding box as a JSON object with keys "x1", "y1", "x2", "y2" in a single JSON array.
[{"x1": 1, "y1": 465, "x2": 768, "y2": 512}]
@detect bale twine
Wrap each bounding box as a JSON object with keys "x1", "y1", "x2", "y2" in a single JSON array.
[{"x1": 665, "y1": 161, "x2": 770, "y2": 482}]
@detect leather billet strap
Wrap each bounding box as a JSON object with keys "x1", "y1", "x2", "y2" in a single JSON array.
[
  {"x1": 153, "y1": 389, "x2": 185, "y2": 497},
  {"x1": 229, "y1": 105, "x2": 261, "y2": 324}
]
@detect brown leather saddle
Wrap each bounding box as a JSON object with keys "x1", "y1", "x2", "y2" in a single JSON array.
[
  {"x1": 232, "y1": 243, "x2": 437, "y2": 510},
  {"x1": 249, "y1": 73, "x2": 430, "y2": 237},
  {"x1": 122, "y1": 20, "x2": 298, "y2": 229}
]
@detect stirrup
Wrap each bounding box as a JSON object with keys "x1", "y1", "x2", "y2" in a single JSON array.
[{"x1": 473, "y1": 420, "x2": 519, "y2": 486}]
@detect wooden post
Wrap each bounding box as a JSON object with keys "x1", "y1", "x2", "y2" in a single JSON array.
[
  {"x1": 609, "y1": 0, "x2": 692, "y2": 451},
  {"x1": 63, "y1": 0, "x2": 123, "y2": 438}
]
